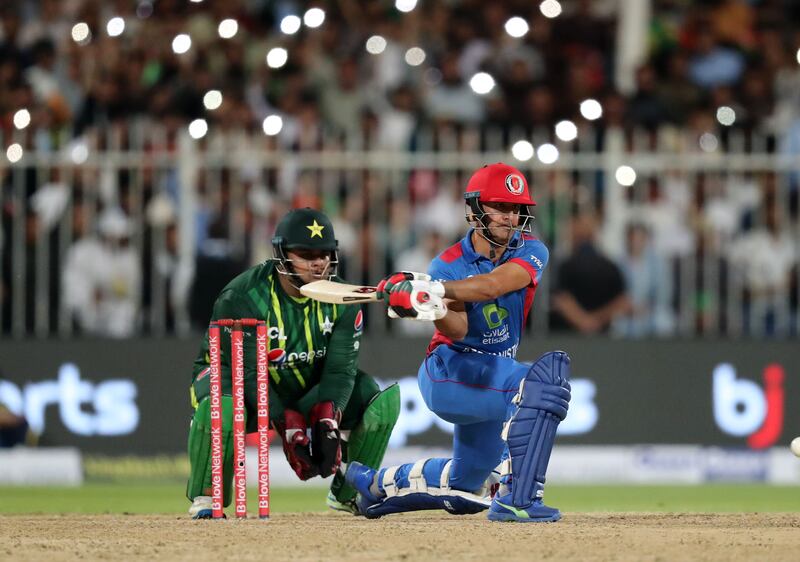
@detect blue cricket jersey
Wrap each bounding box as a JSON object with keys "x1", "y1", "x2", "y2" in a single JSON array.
[{"x1": 426, "y1": 230, "x2": 549, "y2": 358}]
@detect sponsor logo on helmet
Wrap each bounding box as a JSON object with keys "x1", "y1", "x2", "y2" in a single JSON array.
[
  {"x1": 268, "y1": 349, "x2": 287, "y2": 365},
  {"x1": 505, "y1": 174, "x2": 525, "y2": 196},
  {"x1": 354, "y1": 310, "x2": 364, "y2": 332}
]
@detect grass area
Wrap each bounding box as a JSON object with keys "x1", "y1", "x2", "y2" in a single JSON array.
[
  {"x1": 1, "y1": 484, "x2": 798, "y2": 515},
  {"x1": 549, "y1": 485, "x2": 800, "y2": 513},
  {"x1": 0, "y1": 484, "x2": 326, "y2": 515}
]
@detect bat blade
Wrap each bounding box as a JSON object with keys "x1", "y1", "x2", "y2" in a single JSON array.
[{"x1": 299, "y1": 280, "x2": 379, "y2": 304}]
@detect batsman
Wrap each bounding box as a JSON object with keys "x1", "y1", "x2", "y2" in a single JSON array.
[
  {"x1": 346, "y1": 163, "x2": 571, "y2": 522},
  {"x1": 186, "y1": 208, "x2": 400, "y2": 518}
]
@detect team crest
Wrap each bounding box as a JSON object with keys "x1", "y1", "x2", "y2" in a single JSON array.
[
  {"x1": 505, "y1": 174, "x2": 525, "y2": 196},
  {"x1": 354, "y1": 310, "x2": 364, "y2": 332},
  {"x1": 268, "y1": 349, "x2": 287, "y2": 365},
  {"x1": 306, "y1": 220, "x2": 325, "y2": 238}
]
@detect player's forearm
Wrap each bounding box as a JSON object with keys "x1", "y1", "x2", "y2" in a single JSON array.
[
  {"x1": 318, "y1": 370, "x2": 357, "y2": 411},
  {"x1": 441, "y1": 274, "x2": 504, "y2": 302},
  {"x1": 433, "y1": 306, "x2": 468, "y2": 340},
  {"x1": 318, "y1": 332, "x2": 360, "y2": 410}
]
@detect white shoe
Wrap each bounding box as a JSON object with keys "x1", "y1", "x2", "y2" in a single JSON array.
[
  {"x1": 326, "y1": 491, "x2": 359, "y2": 515},
  {"x1": 189, "y1": 496, "x2": 214, "y2": 519}
]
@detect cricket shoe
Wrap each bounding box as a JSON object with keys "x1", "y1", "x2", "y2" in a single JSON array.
[
  {"x1": 344, "y1": 462, "x2": 383, "y2": 504},
  {"x1": 487, "y1": 493, "x2": 561, "y2": 523},
  {"x1": 188, "y1": 495, "x2": 213, "y2": 519},
  {"x1": 326, "y1": 491, "x2": 359, "y2": 515},
  {"x1": 345, "y1": 462, "x2": 386, "y2": 518}
]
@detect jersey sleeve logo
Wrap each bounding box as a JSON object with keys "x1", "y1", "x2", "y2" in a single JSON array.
[{"x1": 505, "y1": 174, "x2": 525, "y2": 196}]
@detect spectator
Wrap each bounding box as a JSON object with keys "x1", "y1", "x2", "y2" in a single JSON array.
[
  {"x1": 317, "y1": 57, "x2": 367, "y2": 142},
  {"x1": 613, "y1": 222, "x2": 675, "y2": 338},
  {"x1": 728, "y1": 206, "x2": 796, "y2": 336},
  {"x1": 710, "y1": 0, "x2": 756, "y2": 50},
  {"x1": 522, "y1": 84, "x2": 557, "y2": 130},
  {"x1": 425, "y1": 51, "x2": 485, "y2": 125},
  {"x1": 374, "y1": 84, "x2": 419, "y2": 151},
  {"x1": 414, "y1": 174, "x2": 467, "y2": 244},
  {"x1": 627, "y1": 64, "x2": 671, "y2": 130},
  {"x1": 687, "y1": 28, "x2": 745, "y2": 89},
  {"x1": 188, "y1": 216, "x2": 247, "y2": 329},
  {"x1": 62, "y1": 207, "x2": 141, "y2": 337},
  {"x1": 655, "y1": 50, "x2": 701, "y2": 125},
  {"x1": 550, "y1": 212, "x2": 631, "y2": 334},
  {"x1": 24, "y1": 39, "x2": 72, "y2": 127}
]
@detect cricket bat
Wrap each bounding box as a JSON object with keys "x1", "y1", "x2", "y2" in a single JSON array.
[{"x1": 299, "y1": 280, "x2": 379, "y2": 304}]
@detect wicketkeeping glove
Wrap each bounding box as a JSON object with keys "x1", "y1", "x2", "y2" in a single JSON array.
[
  {"x1": 309, "y1": 401, "x2": 342, "y2": 477},
  {"x1": 275, "y1": 410, "x2": 319, "y2": 480}
]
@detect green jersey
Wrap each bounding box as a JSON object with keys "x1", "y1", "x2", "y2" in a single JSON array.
[{"x1": 192, "y1": 260, "x2": 363, "y2": 421}]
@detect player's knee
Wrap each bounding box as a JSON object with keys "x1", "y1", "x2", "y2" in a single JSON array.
[
  {"x1": 447, "y1": 467, "x2": 494, "y2": 492},
  {"x1": 517, "y1": 351, "x2": 571, "y2": 420},
  {"x1": 193, "y1": 395, "x2": 237, "y2": 432},
  {"x1": 526, "y1": 350, "x2": 571, "y2": 386},
  {"x1": 447, "y1": 457, "x2": 500, "y2": 492}
]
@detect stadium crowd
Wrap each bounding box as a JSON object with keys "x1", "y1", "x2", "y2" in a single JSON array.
[{"x1": 1, "y1": 0, "x2": 798, "y2": 338}]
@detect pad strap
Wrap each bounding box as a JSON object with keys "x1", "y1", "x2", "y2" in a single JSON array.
[{"x1": 382, "y1": 465, "x2": 400, "y2": 498}]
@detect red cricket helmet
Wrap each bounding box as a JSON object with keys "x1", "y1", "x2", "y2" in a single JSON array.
[
  {"x1": 463, "y1": 163, "x2": 536, "y2": 249},
  {"x1": 464, "y1": 162, "x2": 536, "y2": 206}
]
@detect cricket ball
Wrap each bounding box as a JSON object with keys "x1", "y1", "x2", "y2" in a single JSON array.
[{"x1": 791, "y1": 437, "x2": 800, "y2": 457}]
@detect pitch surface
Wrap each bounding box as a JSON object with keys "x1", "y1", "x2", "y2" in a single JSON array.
[{"x1": 3, "y1": 512, "x2": 799, "y2": 561}]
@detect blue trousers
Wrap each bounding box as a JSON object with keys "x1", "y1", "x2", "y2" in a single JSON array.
[{"x1": 417, "y1": 345, "x2": 530, "y2": 492}]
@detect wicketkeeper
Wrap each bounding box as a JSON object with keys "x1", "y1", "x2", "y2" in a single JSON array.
[{"x1": 186, "y1": 208, "x2": 399, "y2": 518}]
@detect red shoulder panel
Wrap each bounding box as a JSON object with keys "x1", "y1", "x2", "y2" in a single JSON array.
[{"x1": 439, "y1": 242, "x2": 463, "y2": 263}]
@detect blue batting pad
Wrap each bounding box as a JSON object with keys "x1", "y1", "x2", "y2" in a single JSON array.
[{"x1": 505, "y1": 351, "x2": 571, "y2": 508}]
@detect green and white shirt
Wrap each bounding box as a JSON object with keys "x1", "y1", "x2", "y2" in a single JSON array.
[{"x1": 192, "y1": 261, "x2": 363, "y2": 419}]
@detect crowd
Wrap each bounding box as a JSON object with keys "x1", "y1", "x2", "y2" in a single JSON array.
[
  {"x1": 2, "y1": 1, "x2": 800, "y2": 141},
  {"x1": 0, "y1": 0, "x2": 798, "y2": 338}
]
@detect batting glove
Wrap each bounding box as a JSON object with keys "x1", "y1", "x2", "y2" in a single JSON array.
[
  {"x1": 376, "y1": 271, "x2": 430, "y2": 304},
  {"x1": 385, "y1": 279, "x2": 447, "y2": 321},
  {"x1": 309, "y1": 401, "x2": 342, "y2": 477},
  {"x1": 275, "y1": 410, "x2": 319, "y2": 481}
]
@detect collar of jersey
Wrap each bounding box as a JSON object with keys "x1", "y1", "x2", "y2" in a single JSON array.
[
  {"x1": 271, "y1": 270, "x2": 311, "y2": 306},
  {"x1": 462, "y1": 229, "x2": 519, "y2": 264}
]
